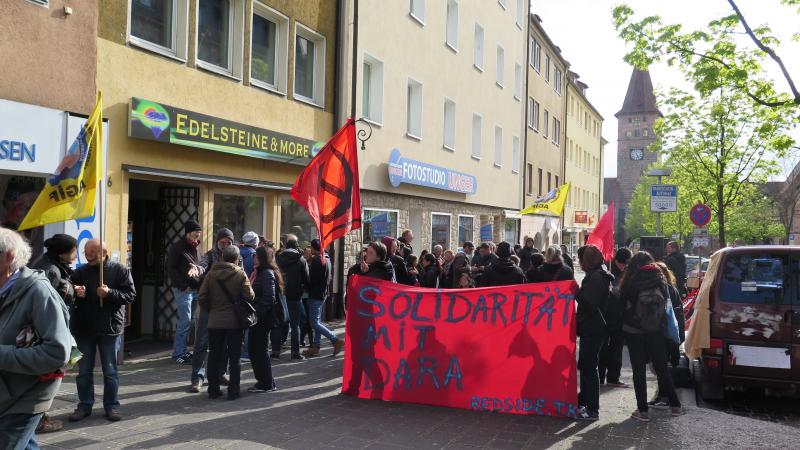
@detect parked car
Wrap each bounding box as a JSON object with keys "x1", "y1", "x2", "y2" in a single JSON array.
[{"x1": 689, "y1": 246, "x2": 800, "y2": 400}]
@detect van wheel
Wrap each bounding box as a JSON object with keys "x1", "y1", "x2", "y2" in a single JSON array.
[{"x1": 693, "y1": 360, "x2": 724, "y2": 401}]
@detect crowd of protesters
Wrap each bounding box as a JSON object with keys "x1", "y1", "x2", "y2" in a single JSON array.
[{"x1": 0, "y1": 216, "x2": 690, "y2": 447}]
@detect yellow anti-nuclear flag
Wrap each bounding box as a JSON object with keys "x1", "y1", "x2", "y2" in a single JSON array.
[
  {"x1": 18, "y1": 93, "x2": 103, "y2": 231},
  {"x1": 520, "y1": 183, "x2": 570, "y2": 216}
]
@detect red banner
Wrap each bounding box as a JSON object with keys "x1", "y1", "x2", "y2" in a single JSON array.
[{"x1": 343, "y1": 276, "x2": 580, "y2": 418}]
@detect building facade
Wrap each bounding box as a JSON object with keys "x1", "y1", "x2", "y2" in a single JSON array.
[
  {"x1": 521, "y1": 14, "x2": 567, "y2": 250},
  {"x1": 342, "y1": 0, "x2": 529, "y2": 268},
  {"x1": 97, "y1": 0, "x2": 339, "y2": 339},
  {"x1": 563, "y1": 73, "x2": 604, "y2": 250}
]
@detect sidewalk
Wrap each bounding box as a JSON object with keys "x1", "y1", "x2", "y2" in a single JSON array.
[{"x1": 39, "y1": 323, "x2": 800, "y2": 449}]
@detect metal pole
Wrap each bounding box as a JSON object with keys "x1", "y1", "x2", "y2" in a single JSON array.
[{"x1": 655, "y1": 175, "x2": 662, "y2": 237}]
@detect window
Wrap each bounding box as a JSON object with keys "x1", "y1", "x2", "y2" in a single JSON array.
[
  {"x1": 532, "y1": 39, "x2": 541, "y2": 72},
  {"x1": 643, "y1": 128, "x2": 649, "y2": 137},
  {"x1": 406, "y1": 78, "x2": 423, "y2": 139},
  {"x1": 720, "y1": 254, "x2": 789, "y2": 305},
  {"x1": 446, "y1": 0, "x2": 458, "y2": 50},
  {"x1": 494, "y1": 126, "x2": 503, "y2": 167},
  {"x1": 26, "y1": 0, "x2": 49, "y2": 5},
  {"x1": 554, "y1": 67, "x2": 562, "y2": 94},
  {"x1": 547, "y1": 172, "x2": 552, "y2": 192},
  {"x1": 362, "y1": 54, "x2": 384, "y2": 123},
  {"x1": 214, "y1": 193, "x2": 264, "y2": 242},
  {"x1": 515, "y1": 0, "x2": 525, "y2": 27},
  {"x1": 511, "y1": 136, "x2": 520, "y2": 173},
  {"x1": 473, "y1": 24, "x2": 484, "y2": 70},
  {"x1": 363, "y1": 209, "x2": 400, "y2": 244},
  {"x1": 410, "y1": 0, "x2": 425, "y2": 24},
  {"x1": 504, "y1": 218, "x2": 519, "y2": 244},
  {"x1": 197, "y1": 0, "x2": 244, "y2": 77},
  {"x1": 281, "y1": 197, "x2": 319, "y2": 244},
  {"x1": 543, "y1": 110, "x2": 549, "y2": 138},
  {"x1": 294, "y1": 23, "x2": 326, "y2": 106},
  {"x1": 496, "y1": 45, "x2": 505, "y2": 87},
  {"x1": 250, "y1": 3, "x2": 288, "y2": 93},
  {"x1": 514, "y1": 63, "x2": 522, "y2": 100},
  {"x1": 545, "y1": 54, "x2": 550, "y2": 82},
  {"x1": 537, "y1": 168, "x2": 543, "y2": 196},
  {"x1": 129, "y1": 0, "x2": 189, "y2": 59},
  {"x1": 527, "y1": 97, "x2": 534, "y2": 128},
  {"x1": 471, "y1": 113, "x2": 482, "y2": 158},
  {"x1": 552, "y1": 118, "x2": 560, "y2": 145},
  {"x1": 555, "y1": 175, "x2": 559, "y2": 187},
  {"x1": 532, "y1": 100, "x2": 540, "y2": 131},
  {"x1": 525, "y1": 163, "x2": 533, "y2": 195},
  {"x1": 431, "y1": 213, "x2": 452, "y2": 250},
  {"x1": 458, "y1": 216, "x2": 474, "y2": 248},
  {"x1": 443, "y1": 99, "x2": 456, "y2": 150}
]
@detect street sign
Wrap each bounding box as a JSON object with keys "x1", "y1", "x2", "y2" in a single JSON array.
[
  {"x1": 690, "y1": 203, "x2": 712, "y2": 227},
  {"x1": 671, "y1": 233, "x2": 680, "y2": 240},
  {"x1": 650, "y1": 184, "x2": 678, "y2": 212},
  {"x1": 692, "y1": 236, "x2": 710, "y2": 248},
  {"x1": 693, "y1": 227, "x2": 709, "y2": 238}
]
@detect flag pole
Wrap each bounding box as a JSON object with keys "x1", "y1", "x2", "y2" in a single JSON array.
[{"x1": 97, "y1": 93, "x2": 105, "y2": 308}]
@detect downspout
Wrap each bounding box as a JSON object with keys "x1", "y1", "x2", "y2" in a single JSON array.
[
  {"x1": 522, "y1": 6, "x2": 531, "y2": 228},
  {"x1": 560, "y1": 75, "x2": 568, "y2": 246},
  {"x1": 331, "y1": 0, "x2": 349, "y2": 319}
]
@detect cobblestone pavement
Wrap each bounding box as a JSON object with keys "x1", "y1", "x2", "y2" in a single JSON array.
[{"x1": 38, "y1": 323, "x2": 800, "y2": 450}]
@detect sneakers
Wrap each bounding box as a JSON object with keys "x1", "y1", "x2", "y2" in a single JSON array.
[
  {"x1": 105, "y1": 410, "x2": 123, "y2": 422},
  {"x1": 36, "y1": 415, "x2": 63, "y2": 433},
  {"x1": 68, "y1": 408, "x2": 91, "y2": 422},
  {"x1": 247, "y1": 385, "x2": 277, "y2": 393},
  {"x1": 671, "y1": 406, "x2": 685, "y2": 417},
  {"x1": 221, "y1": 374, "x2": 230, "y2": 386},
  {"x1": 302, "y1": 346, "x2": 321, "y2": 358},
  {"x1": 175, "y1": 351, "x2": 193, "y2": 364},
  {"x1": 291, "y1": 354, "x2": 306, "y2": 360},
  {"x1": 606, "y1": 380, "x2": 629, "y2": 388},
  {"x1": 208, "y1": 390, "x2": 223, "y2": 399},
  {"x1": 648, "y1": 398, "x2": 670, "y2": 410},
  {"x1": 576, "y1": 406, "x2": 599, "y2": 421},
  {"x1": 631, "y1": 410, "x2": 650, "y2": 422},
  {"x1": 333, "y1": 338, "x2": 345, "y2": 357},
  {"x1": 188, "y1": 380, "x2": 203, "y2": 393}
]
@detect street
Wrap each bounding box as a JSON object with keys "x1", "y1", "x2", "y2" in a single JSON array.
[{"x1": 38, "y1": 323, "x2": 800, "y2": 450}]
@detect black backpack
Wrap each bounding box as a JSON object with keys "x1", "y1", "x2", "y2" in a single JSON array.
[
  {"x1": 635, "y1": 287, "x2": 666, "y2": 332},
  {"x1": 604, "y1": 287, "x2": 624, "y2": 332}
]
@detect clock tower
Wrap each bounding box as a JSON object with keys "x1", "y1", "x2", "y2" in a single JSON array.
[{"x1": 611, "y1": 68, "x2": 661, "y2": 245}]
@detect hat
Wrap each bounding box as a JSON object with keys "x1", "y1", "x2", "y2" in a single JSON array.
[
  {"x1": 44, "y1": 234, "x2": 78, "y2": 255},
  {"x1": 496, "y1": 241, "x2": 513, "y2": 259},
  {"x1": 311, "y1": 238, "x2": 322, "y2": 252},
  {"x1": 184, "y1": 219, "x2": 202, "y2": 234},
  {"x1": 381, "y1": 236, "x2": 395, "y2": 251},
  {"x1": 216, "y1": 228, "x2": 234, "y2": 243},
  {"x1": 242, "y1": 231, "x2": 258, "y2": 247}
]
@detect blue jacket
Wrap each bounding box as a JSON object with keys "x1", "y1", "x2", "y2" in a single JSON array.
[{"x1": 240, "y1": 245, "x2": 257, "y2": 278}]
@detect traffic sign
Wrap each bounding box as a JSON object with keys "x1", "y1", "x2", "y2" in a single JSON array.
[
  {"x1": 650, "y1": 184, "x2": 678, "y2": 212},
  {"x1": 690, "y1": 203, "x2": 712, "y2": 227}
]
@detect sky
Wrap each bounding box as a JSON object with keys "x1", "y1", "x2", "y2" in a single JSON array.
[{"x1": 532, "y1": 0, "x2": 800, "y2": 179}]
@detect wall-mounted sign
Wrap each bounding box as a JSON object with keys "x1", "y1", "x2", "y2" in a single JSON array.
[
  {"x1": 480, "y1": 224, "x2": 493, "y2": 242},
  {"x1": 650, "y1": 184, "x2": 678, "y2": 212},
  {"x1": 0, "y1": 99, "x2": 65, "y2": 175},
  {"x1": 388, "y1": 148, "x2": 477, "y2": 195},
  {"x1": 574, "y1": 211, "x2": 588, "y2": 224},
  {"x1": 128, "y1": 97, "x2": 322, "y2": 166}
]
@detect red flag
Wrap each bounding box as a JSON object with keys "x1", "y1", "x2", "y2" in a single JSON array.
[
  {"x1": 291, "y1": 119, "x2": 361, "y2": 250},
  {"x1": 587, "y1": 201, "x2": 615, "y2": 262}
]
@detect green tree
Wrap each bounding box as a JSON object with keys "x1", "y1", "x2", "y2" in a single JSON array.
[{"x1": 612, "y1": 1, "x2": 800, "y2": 119}]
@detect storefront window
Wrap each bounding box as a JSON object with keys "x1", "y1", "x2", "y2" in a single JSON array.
[
  {"x1": 363, "y1": 208, "x2": 399, "y2": 244},
  {"x1": 213, "y1": 194, "x2": 263, "y2": 243},
  {"x1": 432, "y1": 213, "x2": 451, "y2": 250},
  {"x1": 1, "y1": 175, "x2": 45, "y2": 261},
  {"x1": 198, "y1": 0, "x2": 231, "y2": 69},
  {"x1": 504, "y1": 218, "x2": 519, "y2": 244},
  {"x1": 281, "y1": 198, "x2": 318, "y2": 249},
  {"x1": 458, "y1": 215, "x2": 474, "y2": 247}
]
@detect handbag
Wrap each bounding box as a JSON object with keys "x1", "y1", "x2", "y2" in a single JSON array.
[
  {"x1": 664, "y1": 287, "x2": 680, "y2": 344},
  {"x1": 216, "y1": 279, "x2": 257, "y2": 329},
  {"x1": 272, "y1": 281, "x2": 290, "y2": 329}
]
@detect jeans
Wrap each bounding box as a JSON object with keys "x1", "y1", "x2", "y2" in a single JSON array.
[
  {"x1": 269, "y1": 323, "x2": 284, "y2": 355},
  {"x1": 287, "y1": 299, "x2": 303, "y2": 355},
  {"x1": 598, "y1": 329, "x2": 625, "y2": 384},
  {"x1": 0, "y1": 413, "x2": 42, "y2": 450},
  {"x1": 248, "y1": 316, "x2": 276, "y2": 390},
  {"x1": 191, "y1": 309, "x2": 209, "y2": 383},
  {"x1": 577, "y1": 330, "x2": 606, "y2": 414},
  {"x1": 75, "y1": 335, "x2": 121, "y2": 413},
  {"x1": 300, "y1": 297, "x2": 314, "y2": 346},
  {"x1": 208, "y1": 329, "x2": 243, "y2": 396},
  {"x1": 308, "y1": 298, "x2": 337, "y2": 347},
  {"x1": 626, "y1": 332, "x2": 681, "y2": 412},
  {"x1": 172, "y1": 288, "x2": 196, "y2": 359}
]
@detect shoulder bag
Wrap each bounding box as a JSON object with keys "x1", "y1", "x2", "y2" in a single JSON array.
[{"x1": 216, "y1": 279, "x2": 257, "y2": 329}]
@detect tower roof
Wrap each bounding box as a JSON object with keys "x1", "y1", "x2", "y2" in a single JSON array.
[{"x1": 615, "y1": 68, "x2": 661, "y2": 118}]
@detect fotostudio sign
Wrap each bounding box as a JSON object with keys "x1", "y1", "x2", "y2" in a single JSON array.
[{"x1": 388, "y1": 148, "x2": 477, "y2": 195}]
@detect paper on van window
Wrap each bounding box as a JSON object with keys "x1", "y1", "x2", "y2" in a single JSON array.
[
  {"x1": 741, "y1": 281, "x2": 757, "y2": 292},
  {"x1": 728, "y1": 345, "x2": 790, "y2": 369}
]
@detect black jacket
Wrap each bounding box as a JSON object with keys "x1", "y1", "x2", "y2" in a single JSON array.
[
  {"x1": 528, "y1": 262, "x2": 574, "y2": 283},
  {"x1": 167, "y1": 237, "x2": 204, "y2": 290},
  {"x1": 361, "y1": 260, "x2": 394, "y2": 281},
  {"x1": 276, "y1": 248, "x2": 309, "y2": 300},
  {"x1": 478, "y1": 258, "x2": 526, "y2": 287},
  {"x1": 518, "y1": 247, "x2": 537, "y2": 273},
  {"x1": 664, "y1": 252, "x2": 687, "y2": 296},
  {"x1": 252, "y1": 267, "x2": 278, "y2": 316},
  {"x1": 398, "y1": 237, "x2": 413, "y2": 261},
  {"x1": 70, "y1": 260, "x2": 136, "y2": 337},
  {"x1": 620, "y1": 265, "x2": 666, "y2": 333},
  {"x1": 30, "y1": 252, "x2": 74, "y2": 306},
  {"x1": 308, "y1": 252, "x2": 331, "y2": 299},
  {"x1": 389, "y1": 254, "x2": 412, "y2": 285},
  {"x1": 563, "y1": 253, "x2": 575, "y2": 271},
  {"x1": 420, "y1": 264, "x2": 440, "y2": 288},
  {"x1": 575, "y1": 266, "x2": 613, "y2": 336}
]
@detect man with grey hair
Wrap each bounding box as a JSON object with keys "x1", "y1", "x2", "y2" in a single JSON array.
[{"x1": 0, "y1": 227, "x2": 72, "y2": 449}]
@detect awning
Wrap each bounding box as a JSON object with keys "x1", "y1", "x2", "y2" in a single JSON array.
[{"x1": 122, "y1": 164, "x2": 293, "y2": 191}]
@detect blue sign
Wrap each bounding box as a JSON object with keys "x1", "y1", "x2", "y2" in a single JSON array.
[
  {"x1": 0, "y1": 140, "x2": 36, "y2": 162},
  {"x1": 388, "y1": 148, "x2": 477, "y2": 195},
  {"x1": 369, "y1": 213, "x2": 389, "y2": 238},
  {"x1": 480, "y1": 224, "x2": 493, "y2": 242},
  {"x1": 650, "y1": 184, "x2": 678, "y2": 212}
]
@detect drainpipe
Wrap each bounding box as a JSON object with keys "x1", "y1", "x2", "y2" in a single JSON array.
[
  {"x1": 331, "y1": 0, "x2": 349, "y2": 319},
  {"x1": 560, "y1": 75, "x2": 568, "y2": 246},
  {"x1": 521, "y1": 6, "x2": 531, "y2": 231}
]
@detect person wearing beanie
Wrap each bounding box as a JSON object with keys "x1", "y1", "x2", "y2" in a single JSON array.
[
  {"x1": 302, "y1": 239, "x2": 344, "y2": 357},
  {"x1": 29, "y1": 234, "x2": 78, "y2": 434},
  {"x1": 478, "y1": 242, "x2": 526, "y2": 287},
  {"x1": 167, "y1": 219, "x2": 205, "y2": 367}
]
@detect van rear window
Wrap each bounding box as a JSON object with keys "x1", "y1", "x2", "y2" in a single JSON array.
[{"x1": 720, "y1": 254, "x2": 787, "y2": 305}]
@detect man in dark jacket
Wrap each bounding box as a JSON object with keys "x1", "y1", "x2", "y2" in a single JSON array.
[
  {"x1": 69, "y1": 240, "x2": 136, "y2": 423},
  {"x1": 276, "y1": 234, "x2": 310, "y2": 359},
  {"x1": 664, "y1": 241, "x2": 687, "y2": 297},
  {"x1": 398, "y1": 229, "x2": 414, "y2": 261},
  {"x1": 303, "y1": 239, "x2": 344, "y2": 358},
  {"x1": 518, "y1": 237, "x2": 537, "y2": 273},
  {"x1": 473, "y1": 242, "x2": 499, "y2": 284},
  {"x1": 478, "y1": 242, "x2": 525, "y2": 287},
  {"x1": 166, "y1": 219, "x2": 203, "y2": 364}
]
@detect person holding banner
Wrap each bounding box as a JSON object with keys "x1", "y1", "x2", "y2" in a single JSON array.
[
  {"x1": 575, "y1": 245, "x2": 613, "y2": 421},
  {"x1": 358, "y1": 242, "x2": 394, "y2": 281}
]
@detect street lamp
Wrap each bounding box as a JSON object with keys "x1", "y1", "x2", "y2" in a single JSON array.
[{"x1": 647, "y1": 168, "x2": 673, "y2": 237}]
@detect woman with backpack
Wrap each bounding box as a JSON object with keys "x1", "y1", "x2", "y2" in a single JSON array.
[
  {"x1": 575, "y1": 245, "x2": 613, "y2": 421},
  {"x1": 648, "y1": 261, "x2": 686, "y2": 409},
  {"x1": 619, "y1": 251, "x2": 683, "y2": 421}
]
